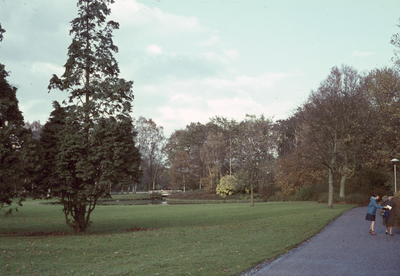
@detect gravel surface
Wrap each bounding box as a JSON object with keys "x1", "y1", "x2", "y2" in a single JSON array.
[{"x1": 243, "y1": 206, "x2": 400, "y2": 276}]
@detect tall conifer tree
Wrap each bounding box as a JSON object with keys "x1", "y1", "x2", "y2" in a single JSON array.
[{"x1": 48, "y1": 1, "x2": 141, "y2": 234}]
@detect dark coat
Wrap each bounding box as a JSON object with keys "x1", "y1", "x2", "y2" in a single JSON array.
[{"x1": 381, "y1": 197, "x2": 398, "y2": 227}]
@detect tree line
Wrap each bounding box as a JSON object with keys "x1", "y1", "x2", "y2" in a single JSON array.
[
  {"x1": 133, "y1": 63, "x2": 400, "y2": 210},
  {"x1": 1, "y1": 0, "x2": 400, "y2": 233},
  {"x1": 133, "y1": 43, "x2": 400, "y2": 209}
]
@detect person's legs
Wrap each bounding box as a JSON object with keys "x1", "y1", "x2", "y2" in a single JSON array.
[
  {"x1": 370, "y1": 221, "x2": 375, "y2": 232},
  {"x1": 389, "y1": 226, "x2": 393, "y2": 235},
  {"x1": 386, "y1": 225, "x2": 389, "y2": 234}
]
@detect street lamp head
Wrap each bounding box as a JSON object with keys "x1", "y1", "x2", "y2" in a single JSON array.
[{"x1": 391, "y1": 159, "x2": 399, "y2": 194}]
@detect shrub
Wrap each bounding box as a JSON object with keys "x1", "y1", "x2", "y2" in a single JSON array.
[
  {"x1": 344, "y1": 193, "x2": 369, "y2": 205},
  {"x1": 295, "y1": 183, "x2": 326, "y2": 201},
  {"x1": 317, "y1": 192, "x2": 341, "y2": 204},
  {"x1": 216, "y1": 175, "x2": 239, "y2": 198},
  {"x1": 259, "y1": 184, "x2": 279, "y2": 201}
]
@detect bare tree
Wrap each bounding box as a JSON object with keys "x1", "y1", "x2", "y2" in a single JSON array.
[
  {"x1": 200, "y1": 131, "x2": 226, "y2": 192},
  {"x1": 134, "y1": 116, "x2": 166, "y2": 191},
  {"x1": 234, "y1": 115, "x2": 276, "y2": 206},
  {"x1": 25, "y1": 120, "x2": 43, "y2": 140},
  {"x1": 169, "y1": 150, "x2": 192, "y2": 191}
]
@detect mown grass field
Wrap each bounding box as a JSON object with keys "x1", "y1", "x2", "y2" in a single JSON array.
[{"x1": 0, "y1": 199, "x2": 355, "y2": 275}]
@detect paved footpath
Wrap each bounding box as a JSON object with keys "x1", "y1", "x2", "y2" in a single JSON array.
[{"x1": 245, "y1": 207, "x2": 400, "y2": 276}]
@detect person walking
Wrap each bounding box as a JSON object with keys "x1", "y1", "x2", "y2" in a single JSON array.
[
  {"x1": 366, "y1": 193, "x2": 386, "y2": 235},
  {"x1": 381, "y1": 191, "x2": 398, "y2": 236}
]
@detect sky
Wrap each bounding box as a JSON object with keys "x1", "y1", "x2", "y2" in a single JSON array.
[{"x1": 0, "y1": 0, "x2": 399, "y2": 137}]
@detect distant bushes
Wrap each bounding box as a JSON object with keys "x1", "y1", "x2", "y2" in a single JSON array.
[
  {"x1": 167, "y1": 189, "x2": 262, "y2": 201},
  {"x1": 169, "y1": 184, "x2": 373, "y2": 205},
  {"x1": 168, "y1": 190, "x2": 222, "y2": 200},
  {"x1": 264, "y1": 182, "x2": 371, "y2": 205}
]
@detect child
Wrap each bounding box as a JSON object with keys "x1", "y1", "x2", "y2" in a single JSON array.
[{"x1": 365, "y1": 193, "x2": 386, "y2": 235}]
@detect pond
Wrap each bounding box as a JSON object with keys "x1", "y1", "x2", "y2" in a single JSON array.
[{"x1": 99, "y1": 199, "x2": 168, "y2": 206}]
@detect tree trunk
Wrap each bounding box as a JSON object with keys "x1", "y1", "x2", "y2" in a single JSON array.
[
  {"x1": 327, "y1": 130, "x2": 337, "y2": 209},
  {"x1": 250, "y1": 170, "x2": 255, "y2": 207},
  {"x1": 183, "y1": 173, "x2": 185, "y2": 192},
  {"x1": 73, "y1": 205, "x2": 87, "y2": 234},
  {"x1": 339, "y1": 175, "x2": 346, "y2": 199},
  {"x1": 339, "y1": 153, "x2": 356, "y2": 199},
  {"x1": 328, "y1": 167, "x2": 334, "y2": 209},
  {"x1": 250, "y1": 182, "x2": 254, "y2": 207}
]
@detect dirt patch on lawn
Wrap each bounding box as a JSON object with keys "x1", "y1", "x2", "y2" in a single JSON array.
[
  {"x1": 124, "y1": 226, "x2": 155, "y2": 232},
  {"x1": 1, "y1": 226, "x2": 154, "y2": 236},
  {"x1": 2, "y1": 231, "x2": 70, "y2": 236}
]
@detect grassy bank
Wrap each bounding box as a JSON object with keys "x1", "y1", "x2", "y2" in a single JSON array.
[
  {"x1": 166, "y1": 198, "x2": 263, "y2": 204},
  {"x1": 0, "y1": 200, "x2": 355, "y2": 275}
]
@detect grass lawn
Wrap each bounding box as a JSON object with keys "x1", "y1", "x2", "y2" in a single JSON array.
[{"x1": 0, "y1": 199, "x2": 355, "y2": 275}]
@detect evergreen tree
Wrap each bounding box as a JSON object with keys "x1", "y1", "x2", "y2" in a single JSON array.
[
  {"x1": 0, "y1": 24, "x2": 29, "y2": 213},
  {"x1": 31, "y1": 101, "x2": 67, "y2": 198},
  {"x1": 47, "y1": 0, "x2": 141, "y2": 234}
]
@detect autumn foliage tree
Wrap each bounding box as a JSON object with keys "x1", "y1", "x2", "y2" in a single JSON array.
[
  {"x1": 365, "y1": 67, "x2": 400, "y2": 161},
  {"x1": 295, "y1": 65, "x2": 369, "y2": 207}
]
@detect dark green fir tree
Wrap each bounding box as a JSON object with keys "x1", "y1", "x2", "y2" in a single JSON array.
[{"x1": 47, "y1": 0, "x2": 141, "y2": 234}]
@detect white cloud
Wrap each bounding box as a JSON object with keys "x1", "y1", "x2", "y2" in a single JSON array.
[
  {"x1": 207, "y1": 96, "x2": 264, "y2": 118},
  {"x1": 202, "y1": 51, "x2": 227, "y2": 65},
  {"x1": 146, "y1": 44, "x2": 163, "y2": 55},
  {"x1": 171, "y1": 93, "x2": 202, "y2": 103},
  {"x1": 351, "y1": 51, "x2": 376, "y2": 58},
  {"x1": 201, "y1": 35, "x2": 220, "y2": 46},
  {"x1": 137, "y1": 71, "x2": 297, "y2": 136},
  {"x1": 30, "y1": 62, "x2": 64, "y2": 77},
  {"x1": 222, "y1": 49, "x2": 239, "y2": 60},
  {"x1": 157, "y1": 106, "x2": 210, "y2": 133},
  {"x1": 154, "y1": 93, "x2": 297, "y2": 136},
  {"x1": 111, "y1": 0, "x2": 202, "y2": 36},
  {"x1": 202, "y1": 72, "x2": 291, "y2": 91}
]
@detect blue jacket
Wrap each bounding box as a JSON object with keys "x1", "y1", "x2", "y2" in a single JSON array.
[{"x1": 367, "y1": 196, "x2": 383, "y2": 215}]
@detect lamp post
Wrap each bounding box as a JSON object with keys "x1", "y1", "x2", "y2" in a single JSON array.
[{"x1": 391, "y1": 158, "x2": 399, "y2": 193}]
